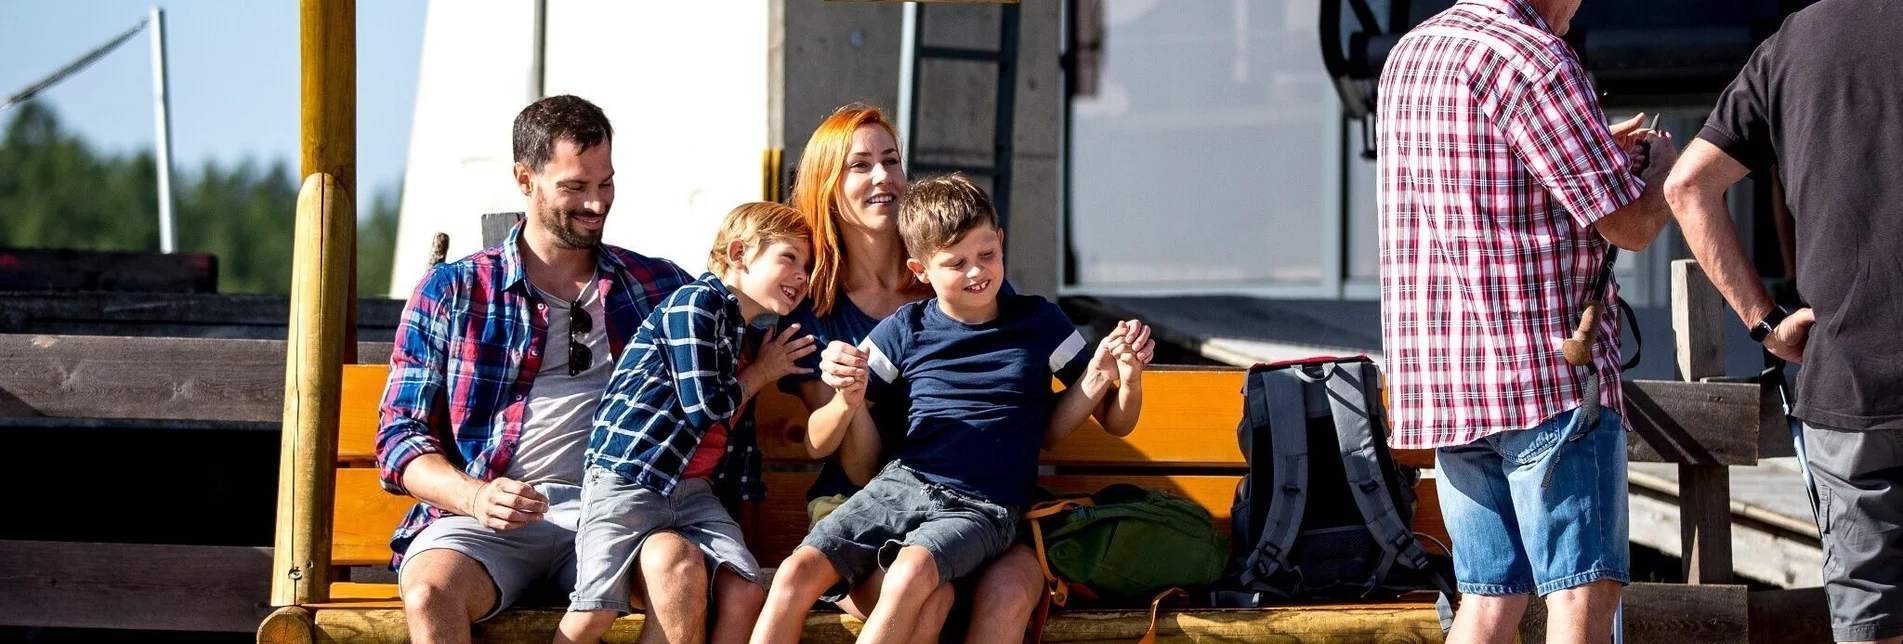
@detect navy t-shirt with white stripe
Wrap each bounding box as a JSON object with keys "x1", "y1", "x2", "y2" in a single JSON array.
[{"x1": 859, "y1": 293, "x2": 1090, "y2": 508}]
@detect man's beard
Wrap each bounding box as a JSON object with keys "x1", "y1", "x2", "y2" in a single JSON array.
[{"x1": 540, "y1": 207, "x2": 602, "y2": 250}]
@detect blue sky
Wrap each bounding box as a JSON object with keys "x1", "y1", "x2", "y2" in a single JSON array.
[{"x1": 1, "y1": 1, "x2": 427, "y2": 205}]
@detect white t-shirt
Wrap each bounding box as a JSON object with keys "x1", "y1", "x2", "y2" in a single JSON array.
[{"x1": 505, "y1": 280, "x2": 611, "y2": 486}]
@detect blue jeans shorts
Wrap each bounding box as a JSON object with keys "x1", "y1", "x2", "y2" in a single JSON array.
[{"x1": 1434, "y1": 407, "x2": 1630, "y2": 596}]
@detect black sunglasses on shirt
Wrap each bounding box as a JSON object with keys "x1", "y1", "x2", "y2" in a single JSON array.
[{"x1": 567, "y1": 297, "x2": 593, "y2": 376}]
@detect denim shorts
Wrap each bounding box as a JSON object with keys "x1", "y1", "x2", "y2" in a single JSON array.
[
  {"x1": 800, "y1": 463, "x2": 1017, "y2": 602},
  {"x1": 569, "y1": 468, "x2": 762, "y2": 614},
  {"x1": 1434, "y1": 408, "x2": 1630, "y2": 596}
]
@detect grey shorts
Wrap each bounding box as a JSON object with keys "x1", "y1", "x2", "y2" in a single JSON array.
[
  {"x1": 569, "y1": 467, "x2": 763, "y2": 614},
  {"x1": 800, "y1": 463, "x2": 1017, "y2": 602},
  {"x1": 1803, "y1": 423, "x2": 1903, "y2": 642},
  {"x1": 398, "y1": 482, "x2": 583, "y2": 621}
]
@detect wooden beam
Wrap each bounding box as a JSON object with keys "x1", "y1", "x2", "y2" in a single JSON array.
[
  {"x1": 1748, "y1": 587, "x2": 1831, "y2": 644},
  {"x1": 0, "y1": 292, "x2": 403, "y2": 339},
  {"x1": 1517, "y1": 582, "x2": 1749, "y2": 644},
  {"x1": 0, "y1": 334, "x2": 389, "y2": 422},
  {"x1": 482, "y1": 212, "x2": 525, "y2": 248},
  {"x1": 1623, "y1": 380, "x2": 1768, "y2": 465},
  {"x1": 273, "y1": 173, "x2": 354, "y2": 606},
  {"x1": 0, "y1": 540, "x2": 272, "y2": 632},
  {"x1": 0, "y1": 248, "x2": 218, "y2": 293},
  {"x1": 301, "y1": 0, "x2": 357, "y2": 355},
  {"x1": 1672, "y1": 260, "x2": 1735, "y2": 584}
]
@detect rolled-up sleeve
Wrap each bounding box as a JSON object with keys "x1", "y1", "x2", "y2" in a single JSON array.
[
  {"x1": 376, "y1": 265, "x2": 456, "y2": 495},
  {"x1": 1495, "y1": 56, "x2": 1647, "y2": 229}
]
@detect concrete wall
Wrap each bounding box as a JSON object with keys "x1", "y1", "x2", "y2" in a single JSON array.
[{"x1": 775, "y1": 0, "x2": 1063, "y2": 299}]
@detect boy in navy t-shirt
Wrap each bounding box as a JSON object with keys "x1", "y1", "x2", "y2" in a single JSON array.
[{"x1": 750, "y1": 174, "x2": 1155, "y2": 644}]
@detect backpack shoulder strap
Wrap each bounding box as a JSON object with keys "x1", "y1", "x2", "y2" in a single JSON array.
[
  {"x1": 1314, "y1": 361, "x2": 1431, "y2": 585},
  {"x1": 1237, "y1": 367, "x2": 1310, "y2": 590}
]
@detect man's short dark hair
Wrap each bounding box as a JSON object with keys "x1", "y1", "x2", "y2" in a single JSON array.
[{"x1": 513, "y1": 95, "x2": 613, "y2": 171}]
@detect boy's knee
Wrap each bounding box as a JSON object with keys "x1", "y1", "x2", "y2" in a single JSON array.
[
  {"x1": 980, "y1": 548, "x2": 1045, "y2": 604},
  {"x1": 886, "y1": 546, "x2": 942, "y2": 591},
  {"x1": 717, "y1": 571, "x2": 767, "y2": 609},
  {"x1": 565, "y1": 609, "x2": 619, "y2": 636},
  {"x1": 773, "y1": 547, "x2": 842, "y2": 597}
]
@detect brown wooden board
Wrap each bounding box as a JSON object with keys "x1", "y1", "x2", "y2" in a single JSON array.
[
  {"x1": 1518, "y1": 582, "x2": 1748, "y2": 644},
  {"x1": 0, "y1": 334, "x2": 389, "y2": 421},
  {"x1": 1748, "y1": 587, "x2": 1831, "y2": 644},
  {"x1": 1624, "y1": 380, "x2": 1768, "y2": 466},
  {"x1": 0, "y1": 540, "x2": 272, "y2": 632},
  {"x1": 0, "y1": 248, "x2": 218, "y2": 293},
  {"x1": 0, "y1": 292, "x2": 404, "y2": 340}
]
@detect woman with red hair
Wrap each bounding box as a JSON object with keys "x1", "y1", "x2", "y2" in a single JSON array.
[{"x1": 752, "y1": 104, "x2": 1047, "y2": 643}]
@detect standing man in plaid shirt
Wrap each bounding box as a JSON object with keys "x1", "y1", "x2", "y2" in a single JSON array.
[
  {"x1": 1376, "y1": 1, "x2": 1678, "y2": 642},
  {"x1": 376, "y1": 95, "x2": 708, "y2": 644}
]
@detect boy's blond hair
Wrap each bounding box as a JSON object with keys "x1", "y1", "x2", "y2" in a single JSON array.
[
  {"x1": 899, "y1": 173, "x2": 998, "y2": 259},
  {"x1": 707, "y1": 201, "x2": 812, "y2": 275}
]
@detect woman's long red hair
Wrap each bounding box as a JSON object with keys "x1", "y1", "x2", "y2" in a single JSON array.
[{"x1": 788, "y1": 104, "x2": 925, "y2": 316}]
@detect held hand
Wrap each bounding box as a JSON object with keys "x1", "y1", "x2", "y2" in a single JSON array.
[
  {"x1": 465, "y1": 477, "x2": 549, "y2": 531},
  {"x1": 1115, "y1": 320, "x2": 1156, "y2": 385},
  {"x1": 1764, "y1": 307, "x2": 1815, "y2": 364},
  {"x1": 1638, "y1": 130, "x2": 1679, "y2": 184},
  {"x1": 819, "y1": 341, "x2": 869, "y2": 390},
  {"x1": 745, "y1": 324, "x2": 818, "y2": 386},
  {"x1": 1087, "y1": 322, "x2": 1130, "y2": 383},
  {"x1": 1610, "y1": 113, "x2": 1648, "y2": 148},
  {"x1": 833, "y1": 377, "x2": 868, "y2": 410}
]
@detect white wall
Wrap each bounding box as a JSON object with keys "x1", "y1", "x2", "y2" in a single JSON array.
[{"x1": 388, "y1": 0, "x2": 772, "y2": 296}]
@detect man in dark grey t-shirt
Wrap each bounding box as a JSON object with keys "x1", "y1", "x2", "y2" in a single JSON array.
[{"x1": 1665, "y1": 1, "x2": 1903, "y2": 641}]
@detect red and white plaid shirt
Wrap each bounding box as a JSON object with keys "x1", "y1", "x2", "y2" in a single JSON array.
[{"x1": 1376, "y1": 0, "x2": 1643, "y2": 449}]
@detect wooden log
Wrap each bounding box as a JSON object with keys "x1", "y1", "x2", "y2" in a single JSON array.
[
  {"x1": 258, "y1": 606, "x2": 316, "y2": 644},
  {"x1": 0, "y1": 248, "x2": 218, "y2": 293},
  {"x1": 1671, "y1": 260, "x2": 1735, "y2": 584},
  {"x1": 273, "y1": 174, "x2": 354, "y2": 606},
  {"x1": 0, "y1": 334, "x2": 389, "y2": 422},
  {"x1": 1517, "y1": 582, "x2": 1749, "y2": 644},
  {"x1": 1747, "y1": 587, "x2": 1831, "y2": 644},
  {"x1": 310, "y1": 605, "x2": 1439, "y2": 644},
  {"x1": 0, "y1": 540, "x2": 272, "y2": 632}
]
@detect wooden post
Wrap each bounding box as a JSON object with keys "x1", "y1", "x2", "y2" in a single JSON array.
[
  {"x1": 270, "y1": 174, "x2": 353, "y2": 606},
  {"x1": 1672, "y1": 259, "x2": 1734, "y2": 584},
  {"x1": 300, "y1": 0, "x2": 356, "y2": 357}
]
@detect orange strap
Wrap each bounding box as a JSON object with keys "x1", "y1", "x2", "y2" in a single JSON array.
[
  {"x1": 1137, "y1": 588, "x2": 1188, "y2": 644},
  {"x1": 1023, "y1": 498, "x2": 1093, "y2": 644}
]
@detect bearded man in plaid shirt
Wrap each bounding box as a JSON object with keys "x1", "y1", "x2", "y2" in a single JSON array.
[{"x1": 1376, "y1": 1, "x2": 1679, "y2": 642}]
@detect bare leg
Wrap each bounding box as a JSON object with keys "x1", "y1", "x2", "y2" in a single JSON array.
[
  {"x1": 1447, "y1": 593, "x2": 1528, "y2": 644},
  {"x1": 858, "y1": 546, "x2": 942, "y2": 644},
  {"x1": 709, "y1": 567, "x2": 766, "y2": 644},
  {"x1": 750, "y1": 546, "x2": 843, "y2": 644},
  {"x1": 963, "y1": 545, "x2": 1044, "y2": 644},
  {"x1": 554, "y1": 609, "x2": 619, "y2": 644},
  {"x1": 837, "y1": 569, "x2": 952, "y2": 644},
  {"x1": 1542, "y1": 580, "x2": 1621, "y2": 644},
  {"x1": 637, "y1": 531, "x2": 710, "y2": 644},
  {"x1": 399, "y1": 549, "x2": 498, "y2": 644},
  {"x1": 836, "y1": 569, "x2": 885, "y2": 621}
]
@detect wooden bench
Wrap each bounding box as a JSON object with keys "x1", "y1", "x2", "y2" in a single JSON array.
[{"x1": 258, "y1": 364, "x2": 1451, "y2": 643}]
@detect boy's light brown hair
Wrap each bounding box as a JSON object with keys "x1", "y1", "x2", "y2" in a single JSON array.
[
  {"x1": 707, "y1": 201, "x2": 812, "y2": 275},
  {"x1": 899, "y1": 173, "x2": 998, "y2": 259}
]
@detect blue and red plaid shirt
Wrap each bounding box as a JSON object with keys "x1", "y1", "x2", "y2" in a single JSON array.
[{"x1": 375, "y1": 223, "x2": 692, "y2": 566}]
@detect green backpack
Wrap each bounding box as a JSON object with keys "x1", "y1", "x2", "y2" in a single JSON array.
[{"x1": 1028, "y1": 483, "x2": 1229, "y2": 604}]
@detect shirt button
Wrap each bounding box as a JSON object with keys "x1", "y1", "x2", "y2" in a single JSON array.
[
  {"x1": 537, "y1": 303, "x2": 547, "y2": 311},
  {"x1": 513, "y1": 394, "x2": 525, "y2": 402},
  {"x1": 530, "y1": 348, "x2": 540, "y2": 357}
]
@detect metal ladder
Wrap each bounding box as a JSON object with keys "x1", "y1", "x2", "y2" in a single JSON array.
[{"x1": 900, "y1": 2, "x2": 1022, "y2": 229}]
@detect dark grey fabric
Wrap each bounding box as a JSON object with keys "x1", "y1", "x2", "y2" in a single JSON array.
[
  {"x1": 1802, "y1": 423, "x2": 1903, "y2": 642},
  {"x1": 800, "y1": 463, "x2": 1017, "y2": 602}
]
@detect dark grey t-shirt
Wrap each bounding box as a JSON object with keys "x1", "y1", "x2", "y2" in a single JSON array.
[{"x1": 1697, "y1": 0, "x2": 1903, "y2": 430}]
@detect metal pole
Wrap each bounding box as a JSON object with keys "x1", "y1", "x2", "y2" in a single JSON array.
[
  {"x1": 148, "y1": 7, "x2": 177, "y2": 254},
  {"x1": 896, "y1": 1, "x2": 919, "y2": 170}
]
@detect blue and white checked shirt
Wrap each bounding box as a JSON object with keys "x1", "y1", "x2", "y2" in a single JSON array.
[{"x1": 587, "y1": 273, "x2": 750, "y2": 494}]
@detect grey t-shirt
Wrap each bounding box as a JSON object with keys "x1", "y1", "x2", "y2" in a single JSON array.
[{"x1": 505, "y1": 280, "x2": 612, "y2": 485}]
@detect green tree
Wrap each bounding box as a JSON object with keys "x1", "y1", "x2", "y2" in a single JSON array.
[{"x1": 1, "y1": 101, "x2": 401, "y2": 296}]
